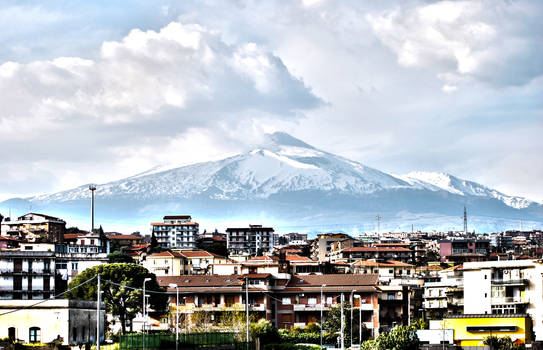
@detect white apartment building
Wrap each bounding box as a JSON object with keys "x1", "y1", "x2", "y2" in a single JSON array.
[
  {"x1": 422, "y1": 265, "x2": 464, "y2": 318},
  {"x1": 151, "y1": 215, "x2": 199, "y2": 250},
  {"x1": 0, "y1": 243, "x2": 56, "y2": 300},
  {"x1": 462, "y1": 260, "x2": 543, "y2": 341},
  {"x1": 226, "y1": 225, "x2": 275, "y2": 256}
]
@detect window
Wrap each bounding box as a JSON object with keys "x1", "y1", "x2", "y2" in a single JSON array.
[
  {"x1": 308, "y1": 297, "x2": 317, "y2": 305},
  {"x1": 326, "y1": 297, "x2": 333, "y2": 305},
  {"x1": 72, "y1": 262, "x2": 78, "y2": 270},
  {"x1": 29, "y1": 327, "x2": 40, "y2": 343},
  {"x1": 282, "y1": 297, "x2": 291, "y2": 305}
]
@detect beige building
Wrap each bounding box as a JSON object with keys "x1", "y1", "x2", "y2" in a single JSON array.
[
  {"x1": 0, "y1": 299, "x2": 104, "y2": 345},
  {"x1": 143, "y1": 251, "x2": 187, "y2": 276},
  {"x1": 351, "y1": 260, "x2": 414, "y2": 282}
]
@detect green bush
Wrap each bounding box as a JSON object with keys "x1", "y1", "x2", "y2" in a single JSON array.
[{"x1": 263, "y1": 344, "x2": 320, "y2": 350}]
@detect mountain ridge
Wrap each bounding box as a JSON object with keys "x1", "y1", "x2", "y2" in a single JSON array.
[{"x1": 1, "y1": 132, "x2": 541, "y2": 232}]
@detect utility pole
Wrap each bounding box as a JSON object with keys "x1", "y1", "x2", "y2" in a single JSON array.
[
  {"x1": 96, "y1": 274, "x2": 101, "y2": 350},
  {"x1": 89, "y1": 185, "x2": 97, "y2": 232},
  {"x1": 320, "y1": 284, "x2": 326, "y2": 349},
  {"x1": 350, "y1": 290, "x2": 357, "y2": 349},
  {"x1": 340, "y1": 293, "x2": 345, "y2": 350},
  {"x1": 376, "y1": 215, "x2": 381, "y2": 235},
  {"x1": 245, "y1": 277, "x2": 249, "y2": 347}
]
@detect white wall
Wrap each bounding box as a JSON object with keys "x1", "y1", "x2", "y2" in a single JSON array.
[{"x1": 463, "y1": 268, "x2": 491, "y2": 314}]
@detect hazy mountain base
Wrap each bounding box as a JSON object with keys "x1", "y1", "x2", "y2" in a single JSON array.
[{"x1": 2, "y1": 187, "x2": 540, "y2": 234}]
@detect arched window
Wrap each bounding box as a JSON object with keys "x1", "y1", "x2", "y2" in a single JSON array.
[{"x1": 29, "y1": 327, "x2": 40, "y2": 343}]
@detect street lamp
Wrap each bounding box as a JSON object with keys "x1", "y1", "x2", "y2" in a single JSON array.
[
  {"x1": 350, "y1": 290, "x2": 357, "y2": 349},
  {"x1": 354, "y1": 295, "x2": 361, "y2": 349},
  {"x1": 168, "y1": 283, "x2": 179, "y2": 350},
  {"x1": 320, "y1": 284, "x2": 327, "y2": 349},
  {"x1": 88, "y1": 185, "x2": 96, "y2": 233},
  {"x1": 143, "y1": 278, "x2": 151, "y2": 350}
]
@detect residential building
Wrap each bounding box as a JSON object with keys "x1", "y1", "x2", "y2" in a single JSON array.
[
  {"x1": 226, "y1": 225, "x2": 275, "y2": 256},
  {"x1": 311, "y1": 233, "x2": 351, "y2": 262},
  {"x1": 423, "y1": 265, "x2": 464, "y2": 320},
  {"x1": 55, "y1": 231, "x2": 109, "y2": 286},
  {"x1": 151, "y1": 215, "x2": 199, "y2": 250},
  {"x1": 142, "y1": 251, "x2": 187, "y2": 276},
  {"x1": 278, "y1": 232, "x2": 308, "y2": 245},
  {"x1": 328, "y1": 247, "x2": 412, "y2": 264},
  {"x1": 351, "y1": 260, "x2": 414, "y2": 282},
  {"x1": 0, "y1": 299, "x2": 105, "y2": 345},
  {"x1": 1, "y1": 213, "x2": 66, "y2": 243},
  {"x1": 0, "y1": 235, "x2": 20, "y2": 250},
  {"x1": 439, "y1": 238, "x2": 490, "y2": 263},
  {"x1": 157, "y1": 273, "x2": 381, "y2": 334},
  {"x1": 180, "y1": 250, "x2": 228, "y2": 275},
  {"x1": 460, "y1": 259, "x2": 543, "y2": 341},
  {"x1": 107, "y1": 233, "x2": 143, "y2": 252},
  {"x1": 0, "y1": 243, "x2": 55, "y2": 300}
]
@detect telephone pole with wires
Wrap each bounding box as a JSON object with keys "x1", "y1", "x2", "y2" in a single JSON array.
[{"x1": 97, "y1": 274, "x2": 101, "y2": 350}]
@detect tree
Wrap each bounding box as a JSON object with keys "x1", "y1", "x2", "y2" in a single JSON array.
[
  {"x1": 322, "y1": 302, "x2": 369, "y2": 345},
  {"x1": 374, "y1": 325, "x2": 419, "y2": 350},
  {"x1": 64, "y1": 263, "x2": 167, "y2": 334},
  {"x1": 107, "y1": 251, "x2": 135, "y2": 263},
  {"x1": 484, "y1": 336, "x2": 524, "y2": 350}
]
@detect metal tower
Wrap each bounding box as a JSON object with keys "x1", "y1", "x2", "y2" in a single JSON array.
[{"x1": 463, "y1": 206, "x2": 468, "y2": 234}]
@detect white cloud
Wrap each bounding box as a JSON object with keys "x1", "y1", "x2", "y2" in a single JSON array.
[{"x1": 367, "y1": 1, "x2": 543, "y2": 89}]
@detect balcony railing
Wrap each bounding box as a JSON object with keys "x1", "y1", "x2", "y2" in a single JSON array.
[
  {"x1": 491, "y1": 279, "x2": 529, "y2": 286},
  {"x1": 491, "y1": 297, "x2": 527, "y2": 305}
]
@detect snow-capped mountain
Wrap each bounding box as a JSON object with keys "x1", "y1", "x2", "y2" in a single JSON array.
[{"x1": 2, "y1": 132, "x2": 542, "y2": 232}]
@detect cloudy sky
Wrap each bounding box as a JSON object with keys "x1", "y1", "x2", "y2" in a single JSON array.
[{"x1": 1, "y1": 0, "x2": 542, "y2": 203}]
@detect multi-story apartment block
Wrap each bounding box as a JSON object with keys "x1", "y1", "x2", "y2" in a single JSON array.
[
  {"x1": 1, "y1": 213, "x2": 66, "y2": 243},
  {"x1": 151, "y1": 215, "x2": 199, "y2": 250},
  {"x1": 226, "y1": 225, "x2": 275, "y2": 256},
  {"x1": 158, "y1": 273, "x2": 380, "y2": 333},
  {"x1": 0, "y1": 243, "x2": 55, "y2": 299},
  {"x1": 422, "y1": 265, "x2": 464, "y2": 319},
  {"x1": 462, "y1": 260, "x2": 543, "y2": 341},
  {"x1": 438, "y1": 238, "x2": 490, "y2": 263},
  {"x1": 311, "y1": 233, "x2": 351, "y2": 262}
]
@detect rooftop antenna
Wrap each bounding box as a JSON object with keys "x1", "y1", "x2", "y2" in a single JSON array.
[
  {"x1": 89, "y1": 185, "x2": 97, "y2": 233},
  {"x1": 520, "y1": 219, "x2": 523, "y2": 232},
  {"x1": 463, "y1": 206, "x2": 468, "y2": 234},
  {"x1": 376, "y1": 215, "x2": 381, "y2": 235}
]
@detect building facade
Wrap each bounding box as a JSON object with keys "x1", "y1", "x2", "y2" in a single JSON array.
[
  {"x1": 226, "y1": 225, "x2": 275, "y2": 256},
  {"x1": 151, "y1": 215, "x2": 199, "y2": 250}
]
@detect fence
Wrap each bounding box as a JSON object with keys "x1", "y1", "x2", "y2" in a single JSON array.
[{"x1": 119, "y1": 332, "x2": 254, "y2": 350}]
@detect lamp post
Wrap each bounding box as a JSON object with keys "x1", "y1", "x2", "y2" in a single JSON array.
[
  {"x1": 169, "y1": 284, "x2": 179, "y2": 350},
  {"x1": 320, "y1": 284, "x2": 327, "y2": 349},
  {"x1": 88, "y1": 185, "x2": 96, "y2": 232},
  {"x1": 143, "y1": 278, "x2": 151, "y2": 350},
  {"x1": 350, "y1": 290, "x2": 357, "y2": 349},
  {"x1": 183, "y1": 297, "x2": 187, "y2": 334},
  {"x1": 340, "y1": 293, "x2": 345, "y2": 350},
  {"x1": 354, "y1": 295, "x2": 361, "y2": 349}
]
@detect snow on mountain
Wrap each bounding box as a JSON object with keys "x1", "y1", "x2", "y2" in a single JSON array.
[
  {"x1": 4, "y1": 132, "x2": 541, "y2": 233},
  {"x1": 397, "y1": 171, "x2": 533, "y2": 209}
]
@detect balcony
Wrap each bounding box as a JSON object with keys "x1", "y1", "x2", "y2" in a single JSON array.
[
  {"x1": 491, "y1": 297, "x2": 527, "y2": 305},
  {"x1": 293, "y1": 304, "x2": 323, "y2": 311},
  {"x1": 423, "y1": 300, "x2": 447, "y2": 309},
  {"x1": 491, "y1": 279, "x2": 529, "y2": 286}
]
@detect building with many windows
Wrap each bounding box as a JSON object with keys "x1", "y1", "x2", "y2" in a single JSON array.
[
  {"x1": 0, "y1": 243, "x2": 55, "y2": 300},
  {"x1": 226, "y1": 225, "x2": 275, "y2": 256},
  {"x1": 1, "y1": 213, "x2": 66, "y2": 243},
  {"x1": 151, "y1": 215, "x2": 199, "y2": 250}
]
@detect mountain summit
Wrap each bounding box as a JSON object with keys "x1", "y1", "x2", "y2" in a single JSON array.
[{"x1": 2, "y1": 132, "x2": 541, "y2": 232}]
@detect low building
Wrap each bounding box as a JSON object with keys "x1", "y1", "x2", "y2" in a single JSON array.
[
  {"x1": 142, "y1": 251, "x2": 187, "y2": 276},
  {"x1": 311, "y1": 233, "x2": 351, "y2": 262},
  {"x1": 430, "y1": 314, "x2": 532, "y2": 347},
  {"x1": 107, "y1": 234, "x2": 143, "y2": 252},
  {"x1": 0, "y1": 299, "x2": 105, "y2": 345}
]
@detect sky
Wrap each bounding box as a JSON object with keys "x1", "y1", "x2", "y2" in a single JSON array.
[{"x1": 0, "y1": 0, "x2": 542, "y2": 204}]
